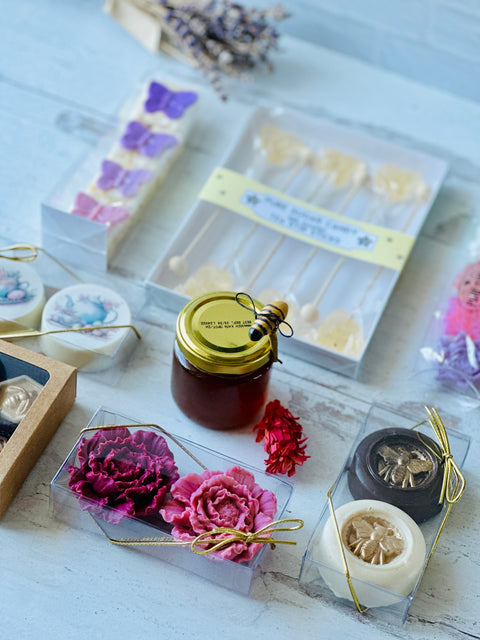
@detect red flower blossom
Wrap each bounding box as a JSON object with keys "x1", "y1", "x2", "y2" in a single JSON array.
[{"x1": 253, "y1": 400, "x2": 309, "y2": 476}]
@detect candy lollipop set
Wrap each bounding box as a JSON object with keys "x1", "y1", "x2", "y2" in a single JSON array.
[
  {"x1": 42, "y1": 78, "x2": 199, "y2": 268},
  {"x1": 148, "y1": 107, "x2": 448, "y2": 377}
]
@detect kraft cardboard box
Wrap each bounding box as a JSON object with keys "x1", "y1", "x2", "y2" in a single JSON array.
[{"x1": 0, "y1": 340, "x2": 76, "y2": 518}]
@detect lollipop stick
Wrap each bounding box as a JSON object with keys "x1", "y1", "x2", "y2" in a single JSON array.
[
  {"x1": 354, "y1": 197, "x2": 423, "y2": 311},
  {"x1": 225, "y1": 155, "x2": 312, "y2": 287},
  {"x1": 288, "y1": 172, "x2": 367, "y2": 297}
]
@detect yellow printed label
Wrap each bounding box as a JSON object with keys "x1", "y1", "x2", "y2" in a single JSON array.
[{"x1": 199, "y1": 168, "x2": 415, "y2": 271}]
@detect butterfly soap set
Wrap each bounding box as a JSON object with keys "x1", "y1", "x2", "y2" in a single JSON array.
[
  {"x1": 42, "y1": 79, "x2": 199, "y2": 269},
  {"x1": 147, "y1": 106, "x2": 448, "y2": 378}
]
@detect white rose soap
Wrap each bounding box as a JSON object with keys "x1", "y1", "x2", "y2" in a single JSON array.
[
  {"x1": 40, "y1": 283, "x2": 132, "y2": 371},
  {"x1": 0, "y1": 258, "x2": 45, "y2": 330}
]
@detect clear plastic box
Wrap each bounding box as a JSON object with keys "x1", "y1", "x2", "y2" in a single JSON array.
[
  {"x1": 42, "y1": 76, "x2": 201, "y2": 271},
  {"x1": 299, "y1": 403, "x2": 471, "y2": 625},
  {"x1": 50, "y1": 407, "x2": 294, "y2": 595},
  {"x1": 146, "y1": 106, "x2": 448, "y2": 378}
]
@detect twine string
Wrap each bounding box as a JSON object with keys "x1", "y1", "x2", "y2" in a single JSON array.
[{"x1": 0, "y1": 323, "x2": 142, "y2": 341}]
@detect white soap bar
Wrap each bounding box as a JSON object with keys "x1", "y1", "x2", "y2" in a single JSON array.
[
  {"x1": 312, "y1": 499, "x2": 426, "y2": 608},
  {"x1": 40, "y1": 283, "x2": 131, "y2": 372},
  {"x1": 0, "y1": 259, "x2": 45, "y2": 329}
]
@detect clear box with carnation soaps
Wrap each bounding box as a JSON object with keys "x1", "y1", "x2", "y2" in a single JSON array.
[
  {"x1": 417, "y1": 222, "x2": 480, "y2": 400},
  {"x1": 50, "y1": 407, "x2": 295, "y2": 594}
]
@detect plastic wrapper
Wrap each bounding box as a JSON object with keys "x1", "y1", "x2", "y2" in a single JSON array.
[{"x1": 419, "y1": 228, "x2": 480, "y2": 399}]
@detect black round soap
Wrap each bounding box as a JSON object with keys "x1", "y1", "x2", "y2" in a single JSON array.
[{"x1": 348, "y1": 427, "x2": 444, "y2": 523}]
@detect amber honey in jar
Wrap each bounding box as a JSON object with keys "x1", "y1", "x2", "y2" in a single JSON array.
[{"x1": 171, "y1": 291, "x2": 274, "y2": 430}]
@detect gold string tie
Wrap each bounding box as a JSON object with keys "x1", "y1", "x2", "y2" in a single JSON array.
[{"x1": 190, "y1": 519, "x2": 304, "y2": 555}]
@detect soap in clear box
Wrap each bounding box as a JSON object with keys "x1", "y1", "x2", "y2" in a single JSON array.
[
  {"x1": 0, "y1": 238, "x2": 144, "y2": 380},
  {"x1": 299, "y1": 403, "x2": 470, "y2": 625},
  {"x1": 50, "y1": 407, "x2": 294, "y2": 595}
]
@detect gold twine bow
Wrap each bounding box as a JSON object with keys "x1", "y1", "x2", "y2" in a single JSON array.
[
  {"x1": 420, "y1": 406, "x2": 465, "y2": 506},
  {"x1": 0, "y1": 243, "x2": 82, "y2": 282},
  {"x1": 78, "y1": 423, "x2": 303, "y2": 555},
  {"x1": 0, "y1": 243, "x2": 39, "y2": 262},
  {"x1": 190, "y1": 519, "x2": 304, "y2": 555},
  {"x1": 328, "y1": 405, "x2": 466, "y2": 614}
]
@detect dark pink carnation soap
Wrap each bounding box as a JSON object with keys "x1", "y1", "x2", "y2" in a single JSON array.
[{"x1": 68, "y1": 427, "x2": 179, "y2": 524}]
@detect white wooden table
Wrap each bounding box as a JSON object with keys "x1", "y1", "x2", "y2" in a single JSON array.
[{"x1": 1, "y1": 2, "x2": 480, "y2": 638}]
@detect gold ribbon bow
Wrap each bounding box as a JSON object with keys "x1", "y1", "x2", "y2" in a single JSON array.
[
  {"x1": 191, "y1": 519, "x2": 304, "y2": 555},
  {"x1": 328, "y1": 405, "x2": 466, "y2": 614}
]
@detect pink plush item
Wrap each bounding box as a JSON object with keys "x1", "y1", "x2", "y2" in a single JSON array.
[
  {"x1": 443, "y1": 262, "x2": 480, "y2": 339},
  {"x1": 444, "y1": 296, "x2": 480, "y2": 339},
  {"x1": 68, "y1": 428, "x2": 179, "y2": 525},
  {"x1": 160, "y1": 466, "x2": 277, "y2": 563}
]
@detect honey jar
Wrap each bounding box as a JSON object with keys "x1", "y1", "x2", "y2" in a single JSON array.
[{"x1": 171, "y1": 292, "x2": 274, "y2": 430}]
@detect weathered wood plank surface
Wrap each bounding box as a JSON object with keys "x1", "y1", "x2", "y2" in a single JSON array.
[{"x1": 1, "y1": 1, "x2": 480, "y2": 638}]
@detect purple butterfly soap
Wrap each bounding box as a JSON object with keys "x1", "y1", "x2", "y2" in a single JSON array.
[
  {"x1": 120, "y1": 121, "x2": 178, "y2": 157},
  {"x1": 96, "y1": 160, "x2": 153, "y2": 197},
  {"x1": 71, "y1": 193, "x2": 130, "y2": 227},
  {"x1": 144, "y1": 82, "x2": 198, "y2": 119}
]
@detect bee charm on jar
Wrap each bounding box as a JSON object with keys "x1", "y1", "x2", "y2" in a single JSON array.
[{"x1": 171, "y1": 291, "x2": 292, "y2": 430}]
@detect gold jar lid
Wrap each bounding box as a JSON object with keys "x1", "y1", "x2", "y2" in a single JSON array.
[{"x1": 176, "y1": 291, "x2": 272, "y2": 375}]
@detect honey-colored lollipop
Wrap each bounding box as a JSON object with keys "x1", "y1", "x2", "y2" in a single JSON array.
[
  {"x1": 308, "y1": 309, "x2": 365, "y2": 358},
  {"x1": 373, "y1": 164, "x2": 429, "y2": 203},
  {"x1": 169, "y1": 124, "x2": 308, "y2": 279},
  {"x1": 308, "y1": 166, "x2": 430, "y2": 357},
  {"x1": 176, "y1": 263, "x2": 234, "y2": 297},
  {"x1": 300, "y1": 163, "x2": 429, "y2": 325}
]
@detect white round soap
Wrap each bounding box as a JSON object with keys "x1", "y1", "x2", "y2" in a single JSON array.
[
  {"x1": 312, "y1": 499, "x2": 426, "y2": 608},
  {"x1": 40, "y1": 283, "x2": 131, "y2": 372},
  {"x1": 0, "y1": 258, "x2": 45, "y2": 329}
]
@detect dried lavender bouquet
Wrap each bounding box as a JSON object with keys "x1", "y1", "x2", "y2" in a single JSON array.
[{"x1": 123, "y1": 0, "x2": 289, "y2": 98}]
